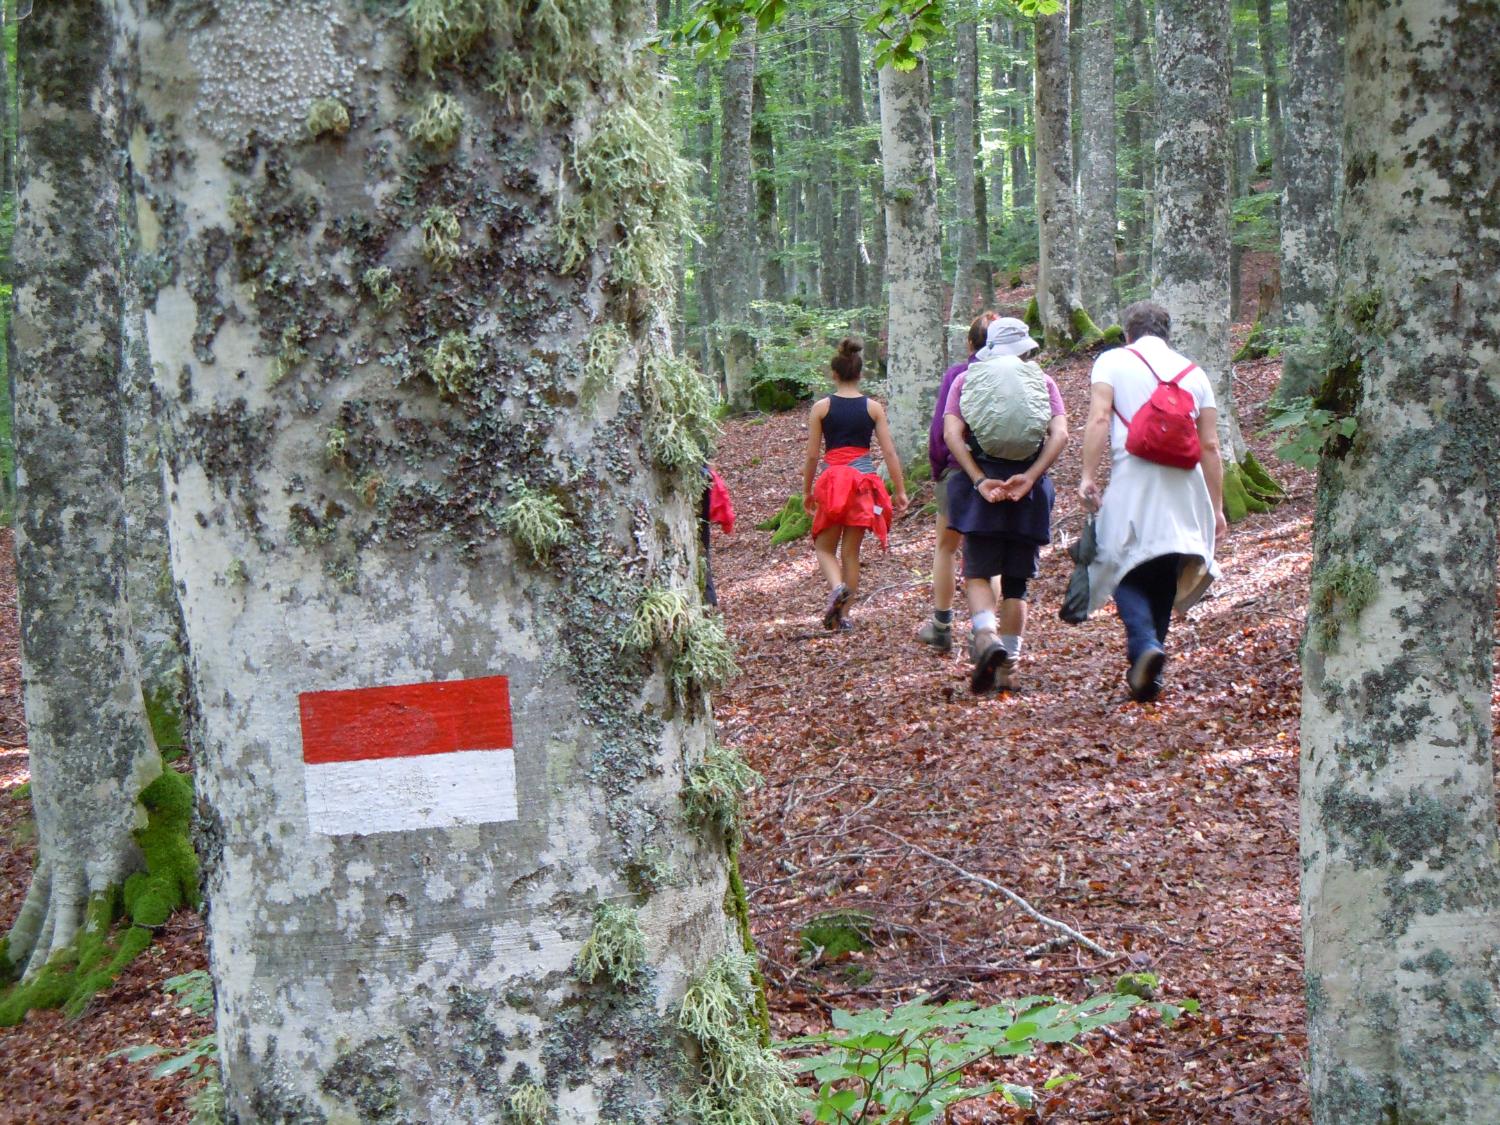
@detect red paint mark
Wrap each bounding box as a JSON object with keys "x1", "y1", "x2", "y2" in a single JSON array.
[{"x1": 299, "y1": 676, "x2": 512, "y2": 765}]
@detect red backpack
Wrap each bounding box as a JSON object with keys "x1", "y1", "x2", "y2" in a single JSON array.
[{"x1": 1113, "y1": 347, "x2": 1202, "y2": 469}]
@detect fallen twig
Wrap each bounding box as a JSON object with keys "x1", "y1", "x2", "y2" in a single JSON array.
[{"x1": 871, "y1": 827, "x2": 1121, "y2": 960}]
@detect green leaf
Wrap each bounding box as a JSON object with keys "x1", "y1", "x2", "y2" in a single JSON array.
[{"x1": 1044, "y1": 1071, "x2": 1082, "y2": 1090}]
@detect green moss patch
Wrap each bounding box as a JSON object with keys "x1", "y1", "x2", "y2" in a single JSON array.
[
  {"x1": 755, "y1": 494, "x2": 811, "y2": 546},
  {"x1": 799, "y1": 910, "x2": 876, "y2": 962}
]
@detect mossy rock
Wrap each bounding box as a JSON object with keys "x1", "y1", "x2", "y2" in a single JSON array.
[
  {"x1": 749, "y1": 378, "x2": 804, "y2": 414},
  {"x1": 1222, "y1": 464, "x2": 1270, "y2": 523},
  {"x1": 1023, "y1": 296, "x2": 1042, "y2": 336},
  {"x1": 1233, "y1": 321, "x2": 1273, "y2": 362},
  {"x1": 755, "y1": 494, "x2": 811, "y2": 545},
  {"x1": 799, "y1": 910, "x2": 875, "y2": 961},
  {"x1": 1100, "y1": 324, "x2": 1126, "y2": 346},
  {"x1": 1239, "y1": 448, "x2": 1285, "y2": 503}
]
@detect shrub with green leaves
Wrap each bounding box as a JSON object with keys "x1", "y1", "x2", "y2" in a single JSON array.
[
  {"x1": 114, "y1": 970, "x2": 222, "y2": 1125},
  {"x1": 1264, "y1": 396, "x2": 1359, "y2": 470},
  {"x1": 780, "y1": 983, "x2": 1197, "y2": 1123},
  {"x1": 574, "y1": 902, "x2": 646, "y2": 987},
  {"x1": 681, "y1": 742, "x2": 760, "y2": 840},
  {"x1": 497, "y1": 487, "x2": 569, "y2": 563}
]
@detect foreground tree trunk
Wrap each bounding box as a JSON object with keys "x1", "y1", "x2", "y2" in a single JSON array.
[
  {"x1": 3, "y1": 0, "x2": 159, "y2": 985},
  {"x1": 1033, "y1": 7, "x2": 1096, "y2": 350},
  {"x1": 879, "y1": 59, "x2": 945, "y2": 462},
  {"x1": 130, "y1": 3, "x2": 778, "y2": 1119},
  {"x1": 1153, "y1": 0, "x2": 1243, "y2": 461},
  {"x1": 1301, "y1": 4, "x2": 1500, "y2": 1121},
  {"x1": 1076, "y1": 0, "x2": 1118, "y2": 325},
  {"x1": 1275, "y1": 0, "x2": 1342, "y2": 402}
]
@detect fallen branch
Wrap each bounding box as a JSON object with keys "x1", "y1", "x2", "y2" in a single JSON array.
[{"x1": 871, "y1": 827, "x2": 1121, "y2": 960}]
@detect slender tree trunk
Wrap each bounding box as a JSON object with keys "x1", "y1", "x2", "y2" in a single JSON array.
[
  {"x1": 1229, "y1": 24, "x2": 1257, "y2": 320},
  {"x1": 129, "y1": 3, "x2": 777, "y2": 1118},
  {"x1": 837, "y1": 22, "x2": 864, "y2": 309},
  {"x1": 812, "y1": 33, "x2": 837, "y2": 307},
  {"x1": 1276, "y1": 0, "x2": 1342, "y2": 402},
  {"x1": 751, "y1": 74, "x2": 784, "y2": 303},
  {"x1": 1131, "y1": 0, "x2": 1156, "y2": 287},
  {"x1": 1153, "y1": 0, "x2": 1243, "y2": 460},
  {"x1": 1255, "y1": 0, "x2": 1283, "y2": 204},
  {"x1": 1076, "y1": 0, "x2": 1119, "y2": 325},
  {"x1": 694, "y1": 62, "x2": 717, "y2": 374},
  {"x1": 1009, "y1": 23, "x2": 1033, "y2": 216},
  {"x1": 5, "y1": 0, "x2": 159, "y2": 981},
  {"x1": 1034, "y1": 8, "x2": 1094, "y2": 348},
  {"x1": 1301, "y1": 5, "x2": 1500, "y2": 1121},
  {"x1": 865, "y1": 59, "x2": 886, "y2": 306},
  {"x1": 989, "y1": 16, "x2": 1009, "y2": 226},
  {"x1": 716, "y1": 27, "x2": 757, "y2": 407},
  {"x1": 947, "y1": 20, "x2": 981, "y2": 353},
  {"x1": 879, "y1": 59, "x2": 945, "y2": 463}
]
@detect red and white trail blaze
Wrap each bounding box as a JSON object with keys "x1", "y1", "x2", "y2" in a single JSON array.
[{"x1": 298, "y1": 675, "x2": 517, "y2": 836}]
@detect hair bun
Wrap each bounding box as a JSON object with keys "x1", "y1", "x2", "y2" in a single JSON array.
[{"x1": 838, "y1": 337, "x2": 864, "y2": 356}]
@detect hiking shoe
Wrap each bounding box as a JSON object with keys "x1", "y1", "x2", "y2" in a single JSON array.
[
  {"x1": 917, "y1": 619, "x2": 953, "y2": 652},
  {"x1": 822, "y1": 583, "x2": 852, "y2": 630},
  {"x1": 1127, "y1": 647, "x2": 1167, "y2": 702},
  {"x1": 993, "y1": 651, "x2": 1015, "y2": 692},
  {"x1": 969, "y1": 629, "x2": 1006, "y2": 694}
]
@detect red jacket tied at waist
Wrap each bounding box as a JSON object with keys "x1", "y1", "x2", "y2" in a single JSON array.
[{"x1": 810, "y1": 446, "x2": 893, "y2": 548}]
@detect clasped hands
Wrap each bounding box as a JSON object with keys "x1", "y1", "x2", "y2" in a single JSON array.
[{"x1": 978, "y1": 474, "x2": 1033, "y2": 503}]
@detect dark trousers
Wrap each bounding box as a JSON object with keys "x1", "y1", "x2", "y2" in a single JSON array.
[
  {"x1": 699, "y1": 489, "x2": 717, "y2": 607},
  {"x1": 1114, "y1": 554, "x2": 1185, "y2": 663}
]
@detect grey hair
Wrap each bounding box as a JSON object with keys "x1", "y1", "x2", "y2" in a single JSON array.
[{"x1": 1122, "y1": 300, "x2": 1171, "y2": 344}]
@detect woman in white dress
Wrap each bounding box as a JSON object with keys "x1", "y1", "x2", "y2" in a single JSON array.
[{"x1": 1076, "y1": 301, "x2": 1228, "y2": 701}]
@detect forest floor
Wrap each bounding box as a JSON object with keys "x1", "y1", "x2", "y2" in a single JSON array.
[{"x1": 0, "y1": 289, "x2": 1316, "y2": 1122}]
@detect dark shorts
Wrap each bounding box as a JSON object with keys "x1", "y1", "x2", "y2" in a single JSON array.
[{"x1": 962, "y1": 534, "x2": 1040, "y2": 582}]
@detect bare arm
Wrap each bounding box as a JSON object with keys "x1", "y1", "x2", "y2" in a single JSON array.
[
  {"x1": 870, "y1": 401, "x2": 908, "y2": 512},
  {"x1": 1196, "y1": 406, "x2": 1228, "y2": 539},
  {"x1": 802, "y1": 400, "x2": 826, "y2": 503},
  {"x1": 1077, "y1": 382, "x2": 1115, "y2": 511}
]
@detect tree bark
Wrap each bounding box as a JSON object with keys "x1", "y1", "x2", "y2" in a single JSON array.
[
  {"x1": 1255, "y1": 0, "x2": 1283, "y2": 203},
  {"x1": 716, "y1": 26, "x2": 757, "y2": 408},
  {"x1": 1034, "y1": 8, "x2": 1094, "y2": 349},
  {"x1": 1009, "y1": 23, "x2": 1033, "y2": 216},
  {"x1": 6, "y1": 0, "x2": 159, "y2": 979},
  {"x1": 1128, "y1": 0, "x2": 1156, "y2": 289},
  {"x1": 1076, "y1": 0, "x2": 1118, "y2": 325},
  {"x1": 128, "y1": 3, "x2": 771, "y2": 1118},
  {"x1": 947, "y1": 20, "x2": 981, "y2": 354},
  {"x1": 751, "y1": 73, "x2": 784, "y2": 303},
  {"x1": 1153, "y1": 0, "x2": 1243, "y2": 460},
  {"x1": 865, "y1": 58, "x2": 886, "y2": 306},
  {"x1": 1275, "y1": 0, "x2": 1342, "y2": 402},
  {"x1": 879, "y1": 59, "x2": 945, "y2": 463},
  {"x1": 838, "y1": 22, "x2": 865, "y2": 309},
  {"x1": 1301, "y1": 4, "x2": 1500, "y2": 1121}
]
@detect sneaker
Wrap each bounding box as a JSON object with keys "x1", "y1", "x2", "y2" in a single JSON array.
[
  {"x1": 917, "y1": 618, "x2": 953, "y2": 652},
  {"x1": 969, "y1": 629, "x2": 1006, "y2": 694},
  {"x1": 822, "y1": 583, "x2": 852, "y2": 630},
  {"x1": 1127, "y1": 647, "x2": 1167, "y2": 702}
]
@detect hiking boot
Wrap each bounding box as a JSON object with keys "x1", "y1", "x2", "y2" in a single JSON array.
[
  {"x1": 822, "y1": 583, "x2": 852, "y2": 630},
  {"x1": 1127, "y1": 647, "x2": 1167, "y2": 702},
  {"x1": 969, "y1": 629, "x2": 1006, "y2": 694},
  {"x1": 993, "y1": 650, "x2": 1016, "y2": 692},
  {"x1": 917, "y1": 618, "x2": 953, "y2": 653}
]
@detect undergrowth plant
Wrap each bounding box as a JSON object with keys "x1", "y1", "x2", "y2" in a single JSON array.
[
  {"x1": 780, "y1": 980, "x2": 1197, "y2": 1123},
  {"x1": 114, "y1": 969, "x2": 223, "y2": 1125}
]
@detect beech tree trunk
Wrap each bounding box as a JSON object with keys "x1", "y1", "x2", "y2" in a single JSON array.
[
  {"x1": 1128, "y1": 0, "x2": 1156, "y2": 289},
  {"x1": 1276, "y1": 0, "x2": 1342, "y2": 402},
  {"x1": 838, "y1": 22, "x2": 865, "y2": 309},
  {"x1": 716, "y1": 27, "x2": 757, "y2": 408},
  {"x1": 1076, "y1": 0, "x2": 1118, "y2": 325},
  {"x1": 947, "y1": 20, "x2": 981, "y2": 355},
  {"x1": 879, "y1": 59, "x2": 945, "y2": 463},
  {"x1": 751, "y1": 74, "x2": 784, "y2": 303},
  {"x1": 1255, "y1": 0, "x2": 1284, "y2": 204},
  {"x1": 129, "y1": 3, "x2": 768, "y2": 1118},
  {"x1": 1301, "y1": 4, "x2": 1500, "y2": 1120},
  {"x1": 4, "y1": 0, "x2": 159, "y2": 982},
  {"x1": 1034, "y1": 8, "x2": 1093, "y2": 349},
  {"x1": 1153, "y1": 0, "x2": 1243, "y2": 460}
]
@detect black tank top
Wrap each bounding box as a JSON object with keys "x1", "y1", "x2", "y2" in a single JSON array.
[{"x1": 823, "y1": 395, "x2": 875, "y2": 451}]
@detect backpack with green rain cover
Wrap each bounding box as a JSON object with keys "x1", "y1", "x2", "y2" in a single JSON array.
[{"x1": 958, "y1": 354, "x2": 1053, "y2": 461}]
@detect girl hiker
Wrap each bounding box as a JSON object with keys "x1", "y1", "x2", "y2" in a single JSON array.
[
  {"x1": 941, "y1": 317, "x2": 1069, "y2": 692},
  {"x1": 803, "y1": 338, "x2": 908, "y2": 630}
]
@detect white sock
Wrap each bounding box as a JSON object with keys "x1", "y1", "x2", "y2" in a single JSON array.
[
  {"x1": 1001, "y1": 634, "x2": 1022, "y2": 659},
  {"x1": 972, "y1": 610, "x2": 997, "y2": 634}
]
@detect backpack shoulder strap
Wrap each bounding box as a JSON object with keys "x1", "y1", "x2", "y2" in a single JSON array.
[
  {"x1": 1125, "y1": 346, "x2": 1163, "y2": 383},
  {"x1": 1166, "y1": 362, "x2": 1198, "y2": 386}
]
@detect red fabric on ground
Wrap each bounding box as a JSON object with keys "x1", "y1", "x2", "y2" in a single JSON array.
[{"x1": 810, "y1": 446, "x2": 893, "y2": 548}]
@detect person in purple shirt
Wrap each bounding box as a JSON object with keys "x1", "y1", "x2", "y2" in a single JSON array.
[{"x1": 917, "y1": 311, "x2": 998, "y2": 653}]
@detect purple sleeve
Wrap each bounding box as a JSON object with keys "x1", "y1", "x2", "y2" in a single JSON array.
[
  {"x1": 944, "y1": 372, "x2": 968, "y2": 417},
  {"x1": 927, "y1": 361, "x2": 968, "y2": 481},
  {"x1": 1046, "y1": 375, "x2": 1066, "y2": 417}
]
